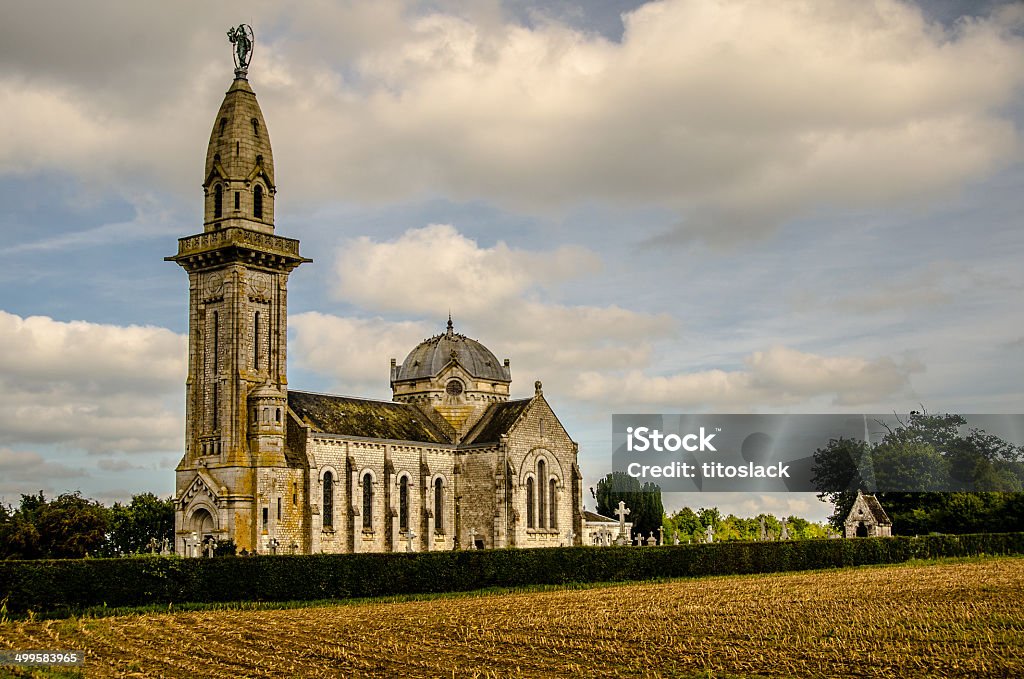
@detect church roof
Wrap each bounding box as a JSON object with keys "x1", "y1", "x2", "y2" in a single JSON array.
[
  {"x1": 847, "y1": 491, "x2": 892, "y2": 525},
  {"x1": 288, "y1": 391, "x2": 452, "y2": 444},
  {"x1": 395, "y1": 318, "x2": 510, "y2": 383},
  {"x1": 461, "y1": 399, "x2": 532, "y2": 445},
  {"x1": 583, "y1": 511, "x2": 619, "y2": 523}
]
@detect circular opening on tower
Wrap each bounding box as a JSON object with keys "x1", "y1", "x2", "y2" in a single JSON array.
[{"x1": 446, "y1": 380, "x2": 464, "y2": 397}]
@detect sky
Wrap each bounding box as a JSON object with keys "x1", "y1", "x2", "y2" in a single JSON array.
[{"x1": 1, "y1": 0, "x2": 1022, "y2": 523}]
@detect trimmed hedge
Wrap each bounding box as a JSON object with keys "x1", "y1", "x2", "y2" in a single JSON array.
[{"x1": 2, "y1": 532, "x2": 1022, "y2": 614}]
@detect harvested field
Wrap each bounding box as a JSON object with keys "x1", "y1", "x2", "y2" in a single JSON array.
[{"x1": 2, "y1": 558, "x2": 1022, "y2": 678}]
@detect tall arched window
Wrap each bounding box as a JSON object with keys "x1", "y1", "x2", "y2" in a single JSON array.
[
  {"x1": 549, "y1": 479, "x2": 558, "y2": 529},
  {"x1": 214, "y1": 184, "x2": 223, "y2": 218},
  {"x1": 399, "y1": 476, "x2": 409, "y2": 531},
  {"x1": 254, "y1": 185, "x2": 263, "y2": 219},
  {"x1": 322, "y1": 472, "x2": 334, "y2": 528},
  {"x1": 362, "y1": 473, "x2": 373, "y2": 531},
  {"x1": 254, "y1": 312, "x2": 260, "y2": 370},
  {"x1": 537, "y1": 460, "x2": 547, "y2": 529},
  {"x1": 526, "y1": 478, "x2": 535, "y2": 528},
  {"x1": 434, "y1": 478, "x2": 444, "y2": 533}
]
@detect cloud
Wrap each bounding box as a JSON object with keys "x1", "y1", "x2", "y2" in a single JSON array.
[
  {"x1": 1, "y1": 1, "x2": 1020, "y2": 243},
  {"x1": 0, "y1": 447, "x2": 88, "y2": 498},
  {"x1": 290, "y1": 224, "x2": 673, "y2": 395},
  {"x1": 575, "y1": 345, "x2": 922, "y2": 407},
  {"x1": 0, "y1": 311, "x2": 185, "y2": 453}
]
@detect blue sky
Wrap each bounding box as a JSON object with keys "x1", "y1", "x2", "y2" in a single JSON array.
[{"x1": 1, "y1": 0, "x2": 1022, "y2": 522}]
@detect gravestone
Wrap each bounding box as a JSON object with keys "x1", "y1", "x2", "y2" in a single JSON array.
[
  {"x1": 705, "y1": 524, "x2": 715, "y2": 544},
  {"x1": 780, "y1": 517, "x2": 790, "y2": 541},
  {"x1": 646, "y1": 532, "x2": 657, "y2": 546},
  {"x1": 759, "y1": 517, "x2": 767, "y2": 541},
  {"x1": 147, "y1": 537, "x2": 159, "y2": 555}
]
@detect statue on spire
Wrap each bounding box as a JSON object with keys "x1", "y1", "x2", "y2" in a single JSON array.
[{"x1": 227, "y1": 24, "x2": 254, "y2": 78}]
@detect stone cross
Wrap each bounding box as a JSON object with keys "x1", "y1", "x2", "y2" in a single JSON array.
[
  {"x1": 564, "y1": 529, "x2": 576, "y2": 546},
  {"x1": 269, "y1": 537, "x2": 279, "y2": 555},
  {"x1": 759, "y1": 516, "x2": 767, "y2": 541},
  {"x1": 204, "y1": 536, "x2": 217, "y2": 558},
  {"x1": 673, "y1": 532, "x2": 680, "y2": 546},
  {"x1": 780, "y1": 517, "x2": 790, "y2": 541},
  {"x1": 405, "y1": 530, "x2": 417, "y2": 552},
  {"x1": 468, "y1": 527, "x2": 478, "y2": 549},
  {"x1": 705, "y1": 524, "x2": 715, "y2": 544},
  {"x1": 160, "y1": 537, "x2": 170, "y2": 555},
  {"x1": 658, "y1": 526, "x2": 664, "y2": 546},
  {"x1": 614, "y1": 501, "x2": 630, "y2": 544},
  {"x1": 147, "y1": 537, "x2": 159, "y2": 554}
]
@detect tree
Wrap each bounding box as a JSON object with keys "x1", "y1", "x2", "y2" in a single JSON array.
[
  {"x1": 105, "y1": 493, "x2": 175, "y2": 556},
  {"x1": 34, "y1": 492, "x2": 109, "y2": 558},
  {"x1": 594, "y1": 472, "x2": 664, "y2": 539},
  {"x1": 813, "y1": 411, "x2": 1024, "y2": 534}
]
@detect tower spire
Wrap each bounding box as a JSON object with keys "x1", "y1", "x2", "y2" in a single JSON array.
[{"x1": 447, "y1": 312, "x2": 454, "y2": 336}]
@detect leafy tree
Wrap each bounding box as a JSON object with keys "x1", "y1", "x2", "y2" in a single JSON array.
[
  {"x1": 813, "y1": 411, "x2": 1024, "y2": 534},
  {"x1": 105, "y1": 493, "x2": 175, "y2": 556},
  {"x1": 34, "y1": 492, "x2": 109, "y2": 558},
  {"x1": 594, "y1": 472, "x2": 664, "y2": 540}
]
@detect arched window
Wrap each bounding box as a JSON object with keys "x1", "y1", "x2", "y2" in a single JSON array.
[
  {"x1": 322, "y1": 472, "x2": 334, "y2": 528},
  {"x1": 218, "y1": 117, "x2": 227, "y2": 137},
  {"x1": 537, "y1": 460, "x2": 547, "y2": 529},
  {"x1": 549, "y1": 478, "x2": 558, "y2": 529},
  {"x1": 526, "y1": 478, "x2": 535, "y2": 528},
  {"x1": 251, "y1": 118, "x2": 260, "y2": 137},
  {"x1": 254, "y1": 185, "x2": 263, "y2": 219},
  {"x1": 434, "y1": 478, "x2": 444, "y2": 533},
  {"x1": 362, "y1": 473, "x2": 373, "y2": 531},
  {"x1": 399, "y1": 476, "x2": 409, "y2": 531},
  {"x1": 214, "y1": 184, "x2": 222, "y2": 218},
  {"x1": 254, "y1": 312, "x2": 260, "y2": 369}
]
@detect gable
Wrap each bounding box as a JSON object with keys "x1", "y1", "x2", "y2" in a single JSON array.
[{"x1": 461, "y1": 399, "x2": 531, "y2": 445}]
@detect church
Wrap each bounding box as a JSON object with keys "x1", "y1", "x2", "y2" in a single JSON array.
[{"x1": 166, "y1": 28, "x2": 585, "y2": 556}]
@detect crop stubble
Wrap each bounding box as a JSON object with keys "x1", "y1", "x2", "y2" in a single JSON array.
[{"x1": 1, "y1": 558, "x2": 1022, "y2": 678}]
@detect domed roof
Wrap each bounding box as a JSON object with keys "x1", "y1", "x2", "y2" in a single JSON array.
[{"x1": 396, "y1": 318, "x2": 510, "y2": 383}]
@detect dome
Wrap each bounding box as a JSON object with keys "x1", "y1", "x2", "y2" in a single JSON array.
[{"x1": 396, "y1": 319, "x2": 510, "y2": 383}]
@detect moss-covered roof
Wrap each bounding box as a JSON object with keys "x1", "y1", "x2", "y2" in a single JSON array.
[
  {"x1": 288, "y1": 391, "x2": 452, "y2": 444},
  {"x1": 462, "y1": 399, "x2": 532, "y2": 445}
]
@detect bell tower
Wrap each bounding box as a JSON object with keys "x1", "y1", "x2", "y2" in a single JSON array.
[{"x1": 167, "y1": 25, "x2": 310, "y2": 555}]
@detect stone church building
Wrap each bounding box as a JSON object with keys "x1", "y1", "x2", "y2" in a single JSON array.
[{"x1": 167, "y1": 36, "x2": 585, "y2": 556}]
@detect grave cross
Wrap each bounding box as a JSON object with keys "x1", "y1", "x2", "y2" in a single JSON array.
[
  {"x1": 658, "y1": 526, "x2": 664, "y2": 546},
  {"x1": 705, "y1": 524, "x2": 715, "y2": 544},
  {"x1": 468, "y1": 527, "x2": 478, "y2": 549},
  {"x1": 405, "y1": 530, "x2": 417, "y2": 552},
  {"x1": 614, "y1": 501, "x2": 630, "y2": 545},
  {"x1": 780, "y1": 517, "x2": 790, "y2": 541},
  {"x1": 564, "y1": 528, "x2": 576, "y2": 546},
  {"x1": 147, "y1": 537, "x2": 159, "y2": 554}
]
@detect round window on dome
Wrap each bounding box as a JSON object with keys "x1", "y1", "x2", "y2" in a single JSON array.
[{"x1": 446, "y1": 380, "x2": 464, "y2": 396}]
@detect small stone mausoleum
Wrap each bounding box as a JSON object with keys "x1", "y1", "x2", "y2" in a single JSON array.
[{"x1": 844, "y1": 490, "x2": 893, "y2": 538}]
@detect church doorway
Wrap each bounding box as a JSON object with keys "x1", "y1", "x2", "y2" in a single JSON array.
[
  {"x1": 191, "y1": 508, "x2": 216, "y2": 540},
  {"x1": 856, "y1": 522, "x2": 868, "y2": 538}
]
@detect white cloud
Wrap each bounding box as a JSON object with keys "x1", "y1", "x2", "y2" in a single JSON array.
[
  {"x1": 290, "y1": 224, "x2": 674, "y2": 396},
  {"x1": 0, "y1": 311, "x2": 185, "y2": 453},
  {"x1": 576, "y1": 345, "x2": 922, "y2": 408},
  {"x1": 1, "y1": 1, "x2": 1020, "y2": 242}
]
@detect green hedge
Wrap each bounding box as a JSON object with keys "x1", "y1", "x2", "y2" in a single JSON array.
[{"x1": 2, "y1": 532, "x2": 1022, "y2": 614}]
